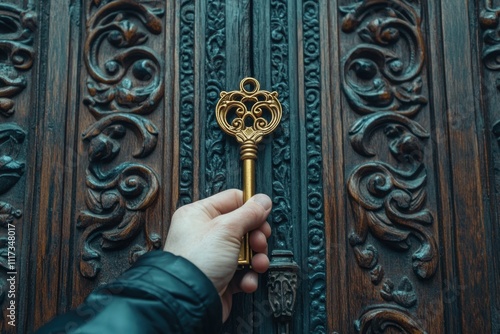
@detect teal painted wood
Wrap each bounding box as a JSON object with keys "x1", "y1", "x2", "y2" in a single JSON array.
[
  {"x1": 203, "y1": 0, "x2": 228, "y2": 197},
  {"x1": 178, "y1": 0, "x2": 196, "y2": 206},
  {"x1": 301, "y1": 1, "x2": 327, "y2": 333}
]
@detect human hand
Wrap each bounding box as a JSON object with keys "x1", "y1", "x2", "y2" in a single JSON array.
[{"x1": 164, "y1": 189, "x2": 272, "y2": 321}]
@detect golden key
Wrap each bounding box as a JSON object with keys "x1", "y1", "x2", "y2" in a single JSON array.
[{"x1": 215, "y1": 77, "x2": 282, "y2": 268}]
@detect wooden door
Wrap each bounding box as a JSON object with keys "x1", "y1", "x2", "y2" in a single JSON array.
[{"x1": 1, "y1": 0, "x2": 498, "y2": 333}]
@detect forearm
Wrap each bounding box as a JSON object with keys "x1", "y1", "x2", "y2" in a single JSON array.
[{"x1": 36, "y1": 251, "x2": 222, "y2": 334}]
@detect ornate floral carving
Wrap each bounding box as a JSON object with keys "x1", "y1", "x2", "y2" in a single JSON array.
[
  {"x1": 303, "y1": 1, "x2": 327, "y2": 333},
  {"x1": 340, "y1": 0, "x2": 427, "y2": 117},
  {"x1": 204, "y1": 0, "x2": 227, "y2": 197},
  {"x1": 77, "y1": 163, "x2": 160, "y2": 277},
  {"x1": 341, "y1": 0, "x2": 437, "y2": 286},
  {"x1": 480, "y1": 2, "x2": 500, "y2": 89},
  {"x1": 355, "y1": 305, "x2": 427, "y2": 333},
  {"x1": 0, "y1": 123, "x2": 26, "y2": 195},
  {"x1": 268, "y1": 250, "x2": 299, "y2": 334},
  {"x1": 84, "y1": 0, "x2": 164, "y2": 116},
  {"x1": 492, "y1": 120, "x2": 500, "y2": 145},
  {"x1": 178, "y1": 0, "x2": 195, "y2": 206},
  {"x1": 79, "y1": 0, "x2": 163, "y2": 278},
  {"x1": 0, "y1": 4, "x2": 32, "y2": 313},
  {"x1": 271, "y1": 0, "x2": 292, "y2": 251},
  {"x1": 381, "y1": 276, "x2": 417, "y2": 308},
  {"x1": 348, "y1": 125, "x2": 437, "y2": 280},
  {"x1": 0, "y1": 4, "x2": 36, "y2": 118}
]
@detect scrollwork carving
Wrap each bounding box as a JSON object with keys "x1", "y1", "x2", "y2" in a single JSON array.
[
  {"x1": 0, "y1": 102, "x2": 27, "y2": 300},
  {"x1": 480, "y1": 2, "x2": 500, "y2": 88},
  {"x1": 348, "y1": 125, "x2": 438, "y2": 280},
  {"x1": 84, "y1": 0, "x2": 164, "y2": 117},
  {"x1": 341, "y1": 0, "x2": 437, "y2": 287},
  {"x1": 340, "y1": 0, "x2": 427, "y2": 116},
  {"x1": 0, "y1": 4, "x2": 36, "y2": 117},
  {"x1": 178, "y1": 0, "x2": 195, "y2": 206},
  {"x1": 0, "y1": 123, "x2": 26, "y2": 195},
  {"x1": 271, "y1": 0, "x2": 293, "y2": 251},
  {"x1": 204, "y1": 0, "x2": 227, "y2": 196},
  {"x1": 303, "y1": 1, "x2": 327, "y2": 333},
  {"x1": 355, "y1": 305, "x2": 427, "y2": 334},
  {"x1": 0, "y1": 4, "x2": 32, "y2": 313},
  {"x1": 77, "y1": 163, "x2": 160, "y2": 278},
  {"x1": 80, "y1": 0, "x2": 163, "y2": 278}
]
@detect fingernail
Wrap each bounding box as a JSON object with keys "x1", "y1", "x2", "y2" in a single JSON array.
[{"x1": 252, "y1": 194, "x2": 272, "y2": 210}]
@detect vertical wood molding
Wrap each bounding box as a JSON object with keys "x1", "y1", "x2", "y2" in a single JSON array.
[
  {"x1": 78, "y1": 0, "x2": 164, "y2": 279},
  {"x1": 440, "y1": 0, "x2": 492, "y2": 331},
  {"x1": 203, "y1": 0, "x2": 227, "y2": 197},
  {"x1": 178, "y1": 0, "x2": 196, "y2": 207},
  {"x1": 270, "y1": 0, "x2": 293, "y2": 252},
  {"x1": 301, "y1": 1, "x2": 327, "y2": 333},
  {"x1": 339, "y1": 0, "x2": 438, "y2": 331}
]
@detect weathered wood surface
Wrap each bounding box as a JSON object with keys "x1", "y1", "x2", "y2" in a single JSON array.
[{"x1": 0, "y1": 0, "x2": 498, "y2": 333}]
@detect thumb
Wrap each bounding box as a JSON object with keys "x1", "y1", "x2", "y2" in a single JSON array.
[{"x1": 217, "y1": 193, "x2": 272, "y2": 236}]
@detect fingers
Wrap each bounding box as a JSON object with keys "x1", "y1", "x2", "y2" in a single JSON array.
[
  {"x1": 249, "y1": 229, "x2": 268, "y2": 253},
  {"x1": 250, "y1": 253, "x2": 269, "y2": 274},
  {"x1": 197, "y1": 189, "x2": 244, "y2": 218},
  {"x1": 258, "y1": 221, "x2": 271, "y2": 239},
  {"x1": 216, "y1": 193, "x2": 272, "y2": 236},
  {"x1": 239, "y1": 271, "x2": 259, "y2": 293}
]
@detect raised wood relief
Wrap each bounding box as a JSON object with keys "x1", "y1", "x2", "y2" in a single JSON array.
[
  {"x1": 341, "y1": 0, "x2": 435, "y2": 331},
  {"x1": 271, "y1": 0, "x2": 293, "y2": 251},
  {"x1": 268, "y1": 250, "x2": 299, "y2": 334},
  {"x1": 481, "y1": 2, "x2": 500, "y2": 137},
  {"x1": 492, "y1": 121, "x2": 500, "y2": 146},
  {"x1": 0, "y1": 4, "x2": 36, "y2": 118},
  {"x1": 355, "y1": 305, "x2": 427, "y2": 334},
  {"x1": 78, "y1": 0, "x2": 164, "y2": 278},
  {"x1": 302, "y1": 1, "x2": 327, "y2": 332},
  {"x1": 204, "y1": 0, "x2": 227, "y2": 197},
  {"x1": 380, "y1": 276, "x2": 417, "y2": 308},
  {"x1": 178, "y1": 0, "x2": 195, "y2": 206},
  {"x1": 0, "y1": 3, "x2": 35, "y2": 306},
  {"x1": 480, "y1": 2, "x2": 500, "y2": 90}
]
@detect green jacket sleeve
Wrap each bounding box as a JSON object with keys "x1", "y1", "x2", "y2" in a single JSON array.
[{"x1": 35, "y1": 251, "x2": 223, "y2": 334}]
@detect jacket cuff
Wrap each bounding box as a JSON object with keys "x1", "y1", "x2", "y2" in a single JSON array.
[{"x1": 115, "y1": 250, "x2": 223, "y2": 334}]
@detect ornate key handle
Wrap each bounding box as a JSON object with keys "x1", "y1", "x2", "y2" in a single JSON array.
[{"x1": 215, "y1": 77, "x2": 282, "y2": 267}]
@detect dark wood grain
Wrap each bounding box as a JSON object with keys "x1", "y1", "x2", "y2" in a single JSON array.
[{"x1": 1, "y1": 0, "x2": 499, "y2": 333}]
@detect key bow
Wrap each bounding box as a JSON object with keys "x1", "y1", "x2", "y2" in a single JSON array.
[{"x1": 216, "y1": 77, "x2": 282, "y2": 160}]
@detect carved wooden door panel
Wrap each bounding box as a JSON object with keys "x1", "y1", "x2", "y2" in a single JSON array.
[{"x1": 1, "y1": 0, "x2": 499, "y2": 333}]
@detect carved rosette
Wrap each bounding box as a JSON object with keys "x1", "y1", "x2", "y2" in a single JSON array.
[
  {"x1": 79, "y1": 0, "x2": 164, "y2": 278},
  {"x1": 0, "y1": 4, "x2": 35, "y2": 304},
  {"x1": 178, "y1": 0, "x2": 195, "y2": 206},
  {"x1": 204, "y1": 0, "x2": 227, "y2": 197},
  {"x1": 302, "y1": 1, "x2": 327, "y2": 333},
  {"x1": 340, "y1": 0, "x2": 436, "y2": 330},
  {"x1": 268, "y1": 250, "x2": 299, "y2": 334}
]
